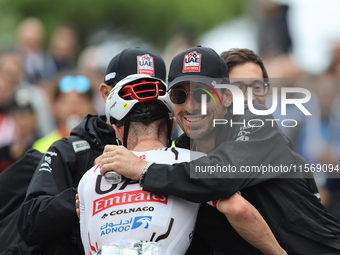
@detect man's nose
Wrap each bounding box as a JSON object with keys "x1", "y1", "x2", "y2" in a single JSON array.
[{"x1": 183, "y1": 93, "x2": 201, "y2": 113}]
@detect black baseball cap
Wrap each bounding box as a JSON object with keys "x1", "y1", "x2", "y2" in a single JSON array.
[
  {"x1": 167, "y1": 46, "x2": 229, "y2": 90},
  {"x1": 104, "y1": 48, "x2": 166, "y2": 86}
]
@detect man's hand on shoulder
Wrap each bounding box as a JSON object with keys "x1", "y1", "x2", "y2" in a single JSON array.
[{"x1": 100, "y1": 145, "x2": 147, "y2": 181}]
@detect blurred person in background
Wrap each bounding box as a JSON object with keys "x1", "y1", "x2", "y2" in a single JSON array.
[
  {"x1": 295, "y1": 75, "x2": 340, "y2": 222},
  {"x1": 318, "y1": 43, "x2": 340, "y2": 223},
  {"x1": 263, "y1": 53, "x2": 316, "y2": 148},
  {"x1": 16, "y1": 17, "x2": 58, "y2": 85},
  {"x1": 77, "y1": 46, "x2": 107, "y2": 115},
  {"x1": 257, "y1": 1, "x2": 292, "y2": 58},
  {"x1": 163, "y1": 27, "x2": 195, "y2": 71},
  {"x1": 0, "y1": 51, "x2": 55, "y2": 138},
  {"x1": 295, "y1": 77, "x2": 340, "y2": 167},
  {"x1": 0, "y1": 73, "x2": 17, "y2": 148},
  {"x1": 0, "y1": 93, "x2": 38, "y2": 173},
  {"x1": 33, "y1": 72, "x2": 96, "y2": 153},
  {"x1": 265, "y1": 53, "x2": 340, "y2": 217},
  {"x1": 325, "y1": 43, "x2": 340, "y2": 77},
  {"x1": 258, "y1": 51, "x2": 340, "y2": 220},
  {"x1": 48, "y1": 24, "x2": 79, "y2": 74},
  {"x1": 0, "y1": 50, "x2": 55, "y2": 172}
]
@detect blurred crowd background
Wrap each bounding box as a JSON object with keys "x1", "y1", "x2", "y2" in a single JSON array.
[{"x1": 1, "y1": 0, "x2": 340, "y2": 221}]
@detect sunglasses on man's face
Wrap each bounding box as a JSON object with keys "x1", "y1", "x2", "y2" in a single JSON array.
[{"x1": 169, "y1": 88, "x2": 212, "y2": 105}]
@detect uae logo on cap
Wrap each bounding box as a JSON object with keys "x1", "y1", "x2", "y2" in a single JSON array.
[
  {"x1": 183, "y1": 51, "x2": 201, "y2": 72},
  {"x1": 137, "y1": 54, "x2": 154, "y2": 75}
]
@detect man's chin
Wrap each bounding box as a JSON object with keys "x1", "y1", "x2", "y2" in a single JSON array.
[{"x1": 187, "y1": 128, "x2": 213, "y2": 141}]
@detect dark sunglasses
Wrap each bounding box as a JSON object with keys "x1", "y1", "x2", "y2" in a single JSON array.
[
  {"x1": 59, "y1": 75, "x2": 91, "y2": 93},
  {"x1": 169, "y1": 88, "x2": 212, "y2": 105}
]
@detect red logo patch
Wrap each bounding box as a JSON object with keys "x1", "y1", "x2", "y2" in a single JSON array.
[
  {"x1": 93, "y1": 190, "x2": 168, "y2": 215},
  {"x1": 183, "y1": 51, "x2": 201, "y2": 72},
  {"x1": 139, "y1": 155, "x2": 146, "y2": 160},
  {"x1": 137, "y1": 54, "x2": 154, "y2": 75}
]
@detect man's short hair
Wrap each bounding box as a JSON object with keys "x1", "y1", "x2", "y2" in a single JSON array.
[
  {"x1": 220, "y1": 48, "x2": 269, "y2": 79},
  {"x1": 115, "y1": 102, "x2": 168, "y2": 127}
]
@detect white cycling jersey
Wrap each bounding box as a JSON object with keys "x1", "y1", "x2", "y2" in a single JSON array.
[{"x1": 79, "y1": 147, "x2": 205, "y2": 255}]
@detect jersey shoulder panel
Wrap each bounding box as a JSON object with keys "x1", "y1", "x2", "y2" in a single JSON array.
[{"x1": 132, "y1": 147, "x2": 206, "y2": 165}]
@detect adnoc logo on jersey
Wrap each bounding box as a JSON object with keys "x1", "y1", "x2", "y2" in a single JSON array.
[
  {"x1": 137, "y1": 54, "x2": 154, "y2": 76},
  {"x1": 131, "y1": 216, "x2": 152, "y2": 229},
  {"x1": 99, "y1": 216, "x2": 153, "y2": 236},
  {"x1": 183, "y1": 51, "x2": 201, "y2": 72}
]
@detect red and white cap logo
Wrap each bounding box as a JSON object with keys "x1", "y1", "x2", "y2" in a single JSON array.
[
  {"x1": 137, "y1": 54, "x2": 154, "y2": 75},
  {"x1": 183, "y1": 51, "x2": 201, "y2": 73}
]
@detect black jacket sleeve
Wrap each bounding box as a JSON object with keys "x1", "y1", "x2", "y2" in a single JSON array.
[
  {"x1": 0, "y1": 149, "x2": 42, "y2": 221},
  {"x1": 143, "y1": 112, "x2": 298, "y2": 202},
  {"x1": 17, "y1": 139, "x2": 82, "y2": 246}
]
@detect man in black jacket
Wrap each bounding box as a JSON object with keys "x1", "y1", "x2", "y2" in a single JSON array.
[
  {"x1": 17, "y1": 48, "x2": 167, "y2": 255},
  {"x1": 99, "y1": 46, "x2": 340, "y2": 254}
]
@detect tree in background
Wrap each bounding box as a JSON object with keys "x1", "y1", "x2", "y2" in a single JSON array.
[{"x1": 0, "y1": 0, "x2": 244, "y2": 51}]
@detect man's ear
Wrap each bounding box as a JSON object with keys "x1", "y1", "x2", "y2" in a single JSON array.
[
  {"x1": 170, "y1": 117, "x2": 176, "y2": 137},
  {"x1": 222, "y1": 89, "x2": 233, "y2": 108},
  {"x1": 100, "y1": 83, "x2": 112, "y2": 102},
  {"x1": 112, "y1": 124, "x2": 124, "y2": 143}
]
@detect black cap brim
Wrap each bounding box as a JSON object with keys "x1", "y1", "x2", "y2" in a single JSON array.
[{"x1": 167, "y1": 75, "x2": 228, "y2": 91}]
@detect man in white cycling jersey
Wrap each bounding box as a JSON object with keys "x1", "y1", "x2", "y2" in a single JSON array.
[{"x1": 78, "y1": 73, "x2": 205, "y2": 255}]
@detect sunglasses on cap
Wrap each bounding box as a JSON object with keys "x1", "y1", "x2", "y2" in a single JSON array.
[
  {"x1": 59, "y1": 75, "x2": 91, "y2": 93},
  {"x1": 169, "y1": 87, "x2": 213, "y2": 105}
]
